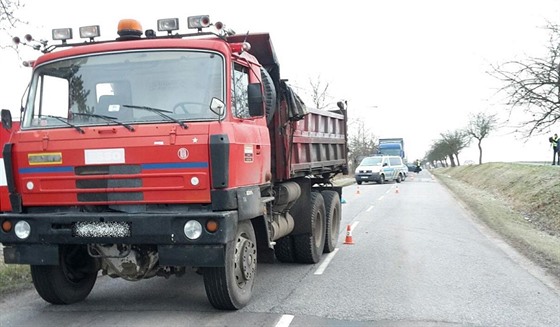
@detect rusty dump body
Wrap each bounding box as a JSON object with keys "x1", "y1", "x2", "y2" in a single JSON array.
[
  {"x1": 0, "y1": 23, "x2": 348, "y2": 310},
  {"x1": 228, "y1": 33, "x2": 349, "y2": 182}
]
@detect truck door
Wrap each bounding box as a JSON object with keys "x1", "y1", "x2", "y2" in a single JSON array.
[{"x1": 229, "y1": 63, "x2": 270, "y2": 186}]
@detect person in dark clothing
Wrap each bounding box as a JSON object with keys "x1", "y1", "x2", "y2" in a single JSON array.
[
  {"x1": 550, "y1": 133, "x2": 559, "y2": 165},
  {"x1": 414, "y1": 160, "x2": 422, "y2": 173}
]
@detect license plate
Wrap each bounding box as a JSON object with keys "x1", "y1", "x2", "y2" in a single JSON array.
[
  {"x1": 74, "y1": 221, "x2": 130, "y2": 238},
  {"x1": 361, "y1": 176, "x2": 369, "y2": 179}
]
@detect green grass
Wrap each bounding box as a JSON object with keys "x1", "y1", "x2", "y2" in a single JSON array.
[
  {"x1": 432, "y1": 163, "x2": 560, "y2": 279},
  {"x1": 0, "y1": 261, "x2": 32, "y2": 294}
]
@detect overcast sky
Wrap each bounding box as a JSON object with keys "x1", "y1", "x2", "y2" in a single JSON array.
[{"x1": 1, "y1": 0, "x2": 559, "y2": 163}]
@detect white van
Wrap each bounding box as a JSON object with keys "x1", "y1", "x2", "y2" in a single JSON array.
[{"x1": 354, "y1": 155, "x2": 407, "y2": 185}]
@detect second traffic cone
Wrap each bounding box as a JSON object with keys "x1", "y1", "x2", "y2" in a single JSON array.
[
  {"x1": 356, "y1": 186, "x2": 360, "y2": 195},
  {"x1": 395, "y1": 186, "x2": 399, "y2": 194},
  {"x1": 344, "y1": 224, "x2": 354, "y2": 245}
]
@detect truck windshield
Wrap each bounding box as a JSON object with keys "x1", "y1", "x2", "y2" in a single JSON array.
[{"x1": 21, "y1": 50, "x2": 225, "y2": 129}]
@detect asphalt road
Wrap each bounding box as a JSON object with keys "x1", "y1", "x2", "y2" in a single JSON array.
[{"x1": 1, "y1": 170, "x2": 559, "y2": 327}]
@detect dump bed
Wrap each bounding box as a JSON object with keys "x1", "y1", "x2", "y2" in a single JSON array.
[
  {"x1": 225, "y1": 33, "x2": 349, "y2": 181},
  {"x1": 287, "y1": 107, "x2": 348, "y2": 178},
  {"x1": 268, "y1": 82, "x2": 348, "y2": 182}
]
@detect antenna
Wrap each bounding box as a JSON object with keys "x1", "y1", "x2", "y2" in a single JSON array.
[{"x1": 241, "y1": 30, "x2": 250, "y2": 54}]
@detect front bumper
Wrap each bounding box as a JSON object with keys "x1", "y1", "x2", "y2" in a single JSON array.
[
  {"x1": 355, "y1": 172, "x2": 381, "y2": 182},
  {"x1": 0, "y1": 210, "x2": 237, "y2": 266}
]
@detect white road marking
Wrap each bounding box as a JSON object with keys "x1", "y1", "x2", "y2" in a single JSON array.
[
  {"x1": 366, "y1": 205, "x2": 374, "y2": 212},
  {"x1": 351, "y1": 221, "x2": 360, "y2": 230},
  {"x1": 378, "y1": 195, "x2": 384, "y2": 201},
  {"x1": 275, "y1": 314, "x2": 294, "y2": 327},
  {"x1": 314, "y1": 248, "x2": 339, "y2": 275}
]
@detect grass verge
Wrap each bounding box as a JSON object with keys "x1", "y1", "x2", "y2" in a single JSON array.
[
  {"x1": 432, "y1": 163, "x2": 560, "y2": 280},
  {"x1": 0, "y1": 260, "x2": 32, "y2": 294}
]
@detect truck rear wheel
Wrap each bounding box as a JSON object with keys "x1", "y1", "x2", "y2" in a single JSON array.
[
  {"x1": 274, "y1": 236, "x2": 296, "y2": 263},
  {"x1": 203, "y1": 220, "x2": 257, "y2": 310},
  {"x1": 322, "y1": 190, "x2": 341, "y2": 253},
  {"x1": 294, "y1": 192, "x2": 326, "y2": 263},
  {"x1": 30, "y1": 245, "x2": 98, "y2": 304}
]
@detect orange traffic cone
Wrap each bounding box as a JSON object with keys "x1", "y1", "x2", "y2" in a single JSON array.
[
  {"x1": 344, "y1": 224, "x2": 354, "y2": 245},
  {"x1": 356, "y1": 186, "x2": 361, "y2": 195},
  {"x1": 395, "y1": 186, "x2": 399, "y2": 194}
]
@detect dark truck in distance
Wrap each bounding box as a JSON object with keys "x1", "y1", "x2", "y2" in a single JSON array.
[
  {"x1": 0, "y1": 16, "x2": 348, "y2": 310},
  {"x1": 378, "y1": 138, "x2": 405, "y2": 159}
]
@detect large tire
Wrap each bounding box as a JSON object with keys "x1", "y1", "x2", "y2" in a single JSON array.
[
  {"x1": 293, "y1": 192, "x2": 326, "y2": 264},
  {"x1": 274, "y1": 236, "x2": 296, "y2": 263},
  {"x1": 378, "y1": 175, "x2": 385, "y2": 184},
  {"x1": 396, "y1": 174, "x2": 402, "y2": 183},
  {"x1": 203, "y1": 220, "x2": 257, "y2": 310},
  {"x1": 322, "y1": 190, "x2": 341, "y2": 253},
  {"x1": 31, "y1": 245, "x2": 98, "y2": 304}
]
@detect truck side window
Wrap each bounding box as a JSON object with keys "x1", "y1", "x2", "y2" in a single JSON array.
[{"x1": 232, "y1": 64, "x2": 250, "y2": 119}]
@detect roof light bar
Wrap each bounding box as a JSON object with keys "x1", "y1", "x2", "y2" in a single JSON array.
[
  {"x1": 187, "y1": 15, "x2": 210, "y2": 30},
  {"x1": 117, "y1": 19, "x2": 143, "y2": 40},
  {"x1": 79, "y1": 25, "x2": 100, "y2": 40},
  {"x1": 157, "y1": 18, "x2": 179, "y2": 34},
  {"x1": 52, "y1": 28, "x2": 73, "y2": 43}
]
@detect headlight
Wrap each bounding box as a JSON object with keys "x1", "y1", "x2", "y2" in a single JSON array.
[
  {"x1": 184, "y1": 220, "x2": 202, "y2": 240},
  {"x1": 14, "y1": 221, "x2": 31, "y2": 239}
]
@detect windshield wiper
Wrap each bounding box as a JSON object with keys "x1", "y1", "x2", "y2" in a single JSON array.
[
  {"x1": 71, "y1": 112, "x2": 135, "y2": 132},
  {"x1": 40, "y1": 115, "x2": 85, "y2": 134},
  {"x1": 122, "y1": 105, "x2": 188, "y2": 129}
]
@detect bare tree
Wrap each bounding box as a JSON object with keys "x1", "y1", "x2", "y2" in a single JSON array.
[
  {"x1": 1, "y1": 0, "x2": 24, "y2": 52},
  {"x1": 348, "y1": 119, "x2": 377, "y2": 168},
  {"x1": 308, "y1": 75, "x2": 331, "y2": 110},
  {"x1": 426, "y1": 140, "x2": 449, "y2": 168},
  {"x1": 440, "y1": 130, "x2": 471, "y2": 167},
  {"x1": 465, "y1": 112, "x2": 498, "y2": 164},
  {"x1": 0, "y1": 0, "x2": 22, "y2": 29},
  {"x1": 489, "y1": 23, "x2": 560, "y2": 137}
]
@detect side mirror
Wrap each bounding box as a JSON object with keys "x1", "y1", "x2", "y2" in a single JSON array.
[
  {"x1": 1, "y1": 109, "x2": 13, "y2": 130},
  {"x1": 247, "y1": 83, "x2": 264, "y2": 117},
  {"x1": 210, "y1": 97, "x2": 225, "y2": 117},
  {"x1": 382, "y1": 162, "x2": 388, "y2": 167}
]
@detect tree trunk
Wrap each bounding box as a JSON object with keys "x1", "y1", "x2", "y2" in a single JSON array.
[
  {"x1": 449, "y1": 155, "x2": 456, "y2": 167},
  {"x1": 478, "y1": 139, "x2": 483, "y2": 164}
]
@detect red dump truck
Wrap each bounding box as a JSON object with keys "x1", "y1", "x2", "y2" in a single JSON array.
[
  {"x1": 0, "y1": 16, "x2": 348, "y2": 309},
  {"x1": 0, "y1": 118, "x2": 19, "y2": 212}
]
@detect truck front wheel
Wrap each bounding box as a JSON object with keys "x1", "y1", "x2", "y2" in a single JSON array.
[
  {"x1": 30, "y1": 245, "x2": 98, "y2": 304},
  {"x1": 203, "y1": 220, "x2": 257, "y2": 310},
  {"x1": 294, "y1": 192, "x2": 326, "y2": 263}
]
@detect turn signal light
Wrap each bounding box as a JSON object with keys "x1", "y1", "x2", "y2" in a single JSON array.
[
  {"x1": 1, "y1": 220, "x2": 12, "y2": 233},
  {"x1": 206, "y1": 220, "x2": 219, "y2": 233}
]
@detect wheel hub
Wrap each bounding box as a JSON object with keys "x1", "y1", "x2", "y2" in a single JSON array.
[{"x1": 234, "y1": 236, "x2": 256, "y2": 286}]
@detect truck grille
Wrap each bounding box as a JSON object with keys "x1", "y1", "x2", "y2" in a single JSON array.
[{"x1": 75, "y1": 164, "x2": 144, "y2": 202}]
